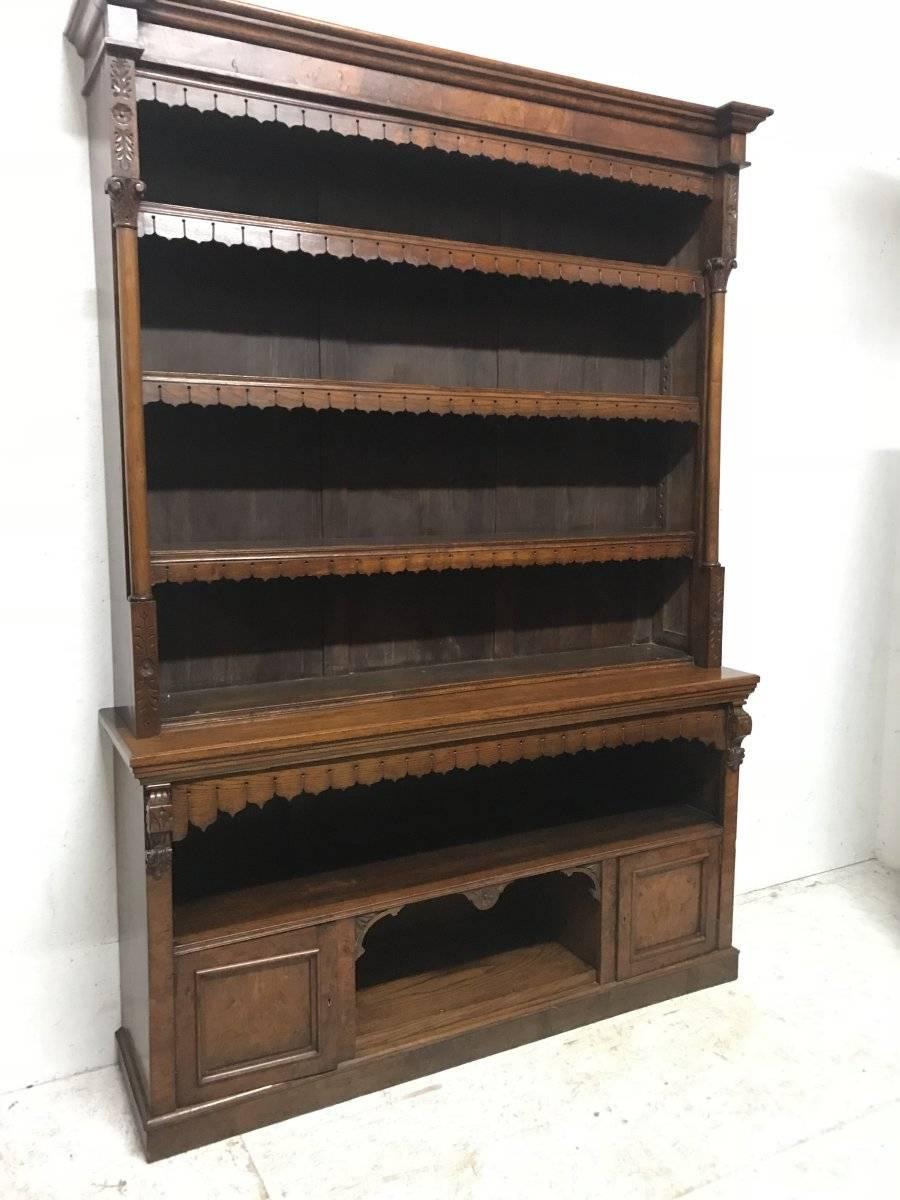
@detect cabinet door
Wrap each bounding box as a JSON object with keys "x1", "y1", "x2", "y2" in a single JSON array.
[
  {"x1": 175, "y1": 920, "x2": 353, "y2": 1105},
  {"x1": 617, "y1": 837, "x2": 721, "y2": 980}
]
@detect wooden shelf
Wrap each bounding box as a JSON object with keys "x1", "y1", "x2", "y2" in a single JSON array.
[
  {"x1": 138, "y1": 203, "x2": 705, "y2": 297},
  {"x1": 162, "y1": 644, "x2": 690, "y2": 723},
  {"x1": 173, "y1": 803, "x2": 721, "y2": 950},
  {"x1": 144, "y1": 372, "x2": 701, "y2": 424},
  {"x1": 149, "y1": 531, "x2": 695, "y2": 584},
  {"x1": 101, "y1": 662, "x2": 758, "y2": 786},
  {"x1": 356, "y1": 941, "x2": 596, "y2": 1057}
]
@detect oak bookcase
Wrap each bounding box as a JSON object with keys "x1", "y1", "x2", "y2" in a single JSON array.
[{"x1": 66, "y1": 0, "x2": 769, "y2": 1159}]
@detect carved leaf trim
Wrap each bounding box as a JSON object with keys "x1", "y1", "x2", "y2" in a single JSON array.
[
  {"x1": 135, "y1": 74, "x2": 714, "y2": 199},
  {"x1": 170, "y1": 708, "x2": 726, "y2": 840}
]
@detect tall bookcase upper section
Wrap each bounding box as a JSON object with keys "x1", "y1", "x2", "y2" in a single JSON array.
[{"x1": 66, "y1": 0, "x2": 771, "y2": 738}]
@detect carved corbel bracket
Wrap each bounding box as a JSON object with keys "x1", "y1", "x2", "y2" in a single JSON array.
[
  {"x1": 725, "y1": 705, "x2": 752, "y2": 771},
  {"x1": 354, "y1": 908, "x2": 403, "y2": 960},
  {"x1": 463, "y1": 884, "x2": 508, "y2": 911},
  {"x1": 145, "y1": 785, "x2": 173, "y2": 880},
  {"x1": 106, "y1": 175, "x2": 146, "y2": 228},
  {"x1": 562, "y1": 863, "x2": 602, "y2": 902},
  {"x1": 705, "y1": 256, "x2": 737, "y2": 295}
]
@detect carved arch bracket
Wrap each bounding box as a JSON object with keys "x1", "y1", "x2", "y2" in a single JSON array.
[
  {"x1": 725, "y1": 705, "x2": 752, "y2": 771},
  {"x1": 562, "y1": 862, "x2": 602, "y2": 902},
  {"x1": 354, "y1": 908, "x2": 403, "y2": 960}
]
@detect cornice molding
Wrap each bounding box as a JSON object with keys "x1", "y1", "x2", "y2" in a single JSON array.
[{"x1": 66, "y1": 1, "x2": 772, "y2": 139}]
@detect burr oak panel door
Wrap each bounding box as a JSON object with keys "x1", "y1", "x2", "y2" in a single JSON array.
[{"x1": 616, "y1": 836, "x2": 721, "y2": 979}]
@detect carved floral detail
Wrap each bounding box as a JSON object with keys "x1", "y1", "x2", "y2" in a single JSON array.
[
  {"x1": 723, "y1": 173, "x2": 739, "y2": 261},
  {"x1": 144, "y1": 784, "x2": 172, "y2": 880},
  {"x1": 110, "y1": 57, "x2": 134, "y2": 98},
  {"x1": 725, "y1": 705, "x2": 752, "y2": 771},
  {"x1": 114, "y1": 129, "x2": 136, "y2": 168}
]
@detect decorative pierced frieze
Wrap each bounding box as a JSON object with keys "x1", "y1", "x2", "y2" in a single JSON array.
[
  {"x1": 354, "y1": 908, "x2": 403, "y2": 959},
  {"x1": 149, "y1": 533, "x2": 695, "y2": 585},
  {"x1": 137, "y1": 205, "x2": 705, "y2": 298},
  {"x1": 144, "y1": 785, "x2": 173, "y2": 881},
  {"x1": 562, "y1": 862, "x2": 602, "y2": 902},
  {"x1": 143, "y1": 373, "x2": 701, "y2": 425},
  {"x1": 135, "y1": 74, "x2": 715, "y2": 199},
  {"x1": 170, "y1": 708, "x2": 726, "y2": 840},
  {"x1": 106, "y1": 176, "x2": 146, "y2": 228},
  {"x1": 725, "y1": 705, "x2": 752, "y2": 771},
  {"x1": 704, "y1": 255, "x2": 737, "y2": 295},
  {"x1": 463, "y1": 884, "x2": 508, "y2": 911}
]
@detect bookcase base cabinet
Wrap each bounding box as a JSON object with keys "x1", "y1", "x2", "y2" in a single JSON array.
[{"x1": 121, "y1": 832, "x2": 728, "y2": 1160}]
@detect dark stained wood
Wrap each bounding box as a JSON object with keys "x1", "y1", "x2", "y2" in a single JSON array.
[{"x1": 67, "y1": 0, "x2": 766, "y2": 1159}]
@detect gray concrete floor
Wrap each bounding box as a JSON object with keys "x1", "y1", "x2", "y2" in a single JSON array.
[{"x1": 2, "y1": 859, "x2": 898, "y2": 1199}]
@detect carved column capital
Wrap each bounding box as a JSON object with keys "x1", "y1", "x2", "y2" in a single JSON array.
[
  {"x1": 145, "y1": 785, "x2": 173, "y2": 880},
  {"x1": 106, "y1": 175, "x2": 146, "y2": 228},
  {"x1": 705, "y1": 256, "x2": 737, "y2": 294},
  {"x1": 725, "y1": 705, "x2": 752, "y2": 771}
]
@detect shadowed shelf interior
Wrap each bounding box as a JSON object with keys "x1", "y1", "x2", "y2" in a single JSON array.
[{"x1": 66, "y1": 0, "x2": 768, "y2": 1160}]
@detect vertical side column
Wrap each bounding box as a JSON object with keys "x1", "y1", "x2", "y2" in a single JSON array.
[
  {"x1": 717, "y1": 704, "x2": 752, "y2": 948},
  {"x1": 693, "y1": 165, "x2": 738, "y2": 668},
  {"x1": 103, "y1": 47, "x2": 160, "y2": 735}
]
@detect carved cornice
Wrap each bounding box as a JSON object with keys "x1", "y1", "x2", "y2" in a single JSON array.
[
  {"x1": 149, "y1": 533, "x2": 695, "y2": 586},
  {"x1": 144, "y1": 784, "x2": 173, "y2": 880},
  {"x1": 135, "y1": 75, "x2": 714, "y2": 198},
  {"x1": 106, "y1": 176, "x2": 146, "y2": 227},
  {"x1": 143, "y1": 372, "x2": 701, "y2": 425},
  {"x1": 138, "y1": 204, "x2": 705, "y2": 297},
  {"x1": 725, "y1": 705, "x2": 752, "y2": 771},
  {"x1": 704, "y1": 256, "x2": 737, "y2": 295},
  {"x1": 170, "y1": 707, "x2": 726, "y2": 839}
]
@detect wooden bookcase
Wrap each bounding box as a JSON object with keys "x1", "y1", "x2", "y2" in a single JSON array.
[{"x1": 66, "y1": 0, "x2": 769, "y2": 1159}]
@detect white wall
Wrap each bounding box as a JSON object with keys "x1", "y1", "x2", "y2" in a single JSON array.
[{"x1": 1, "y1": 0, "x2": 897, "y2": 1092}]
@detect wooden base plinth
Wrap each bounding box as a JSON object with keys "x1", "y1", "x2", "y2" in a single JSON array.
[{"x1": 118, "y1": 947, "x2": 738, "y2": 1161}]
